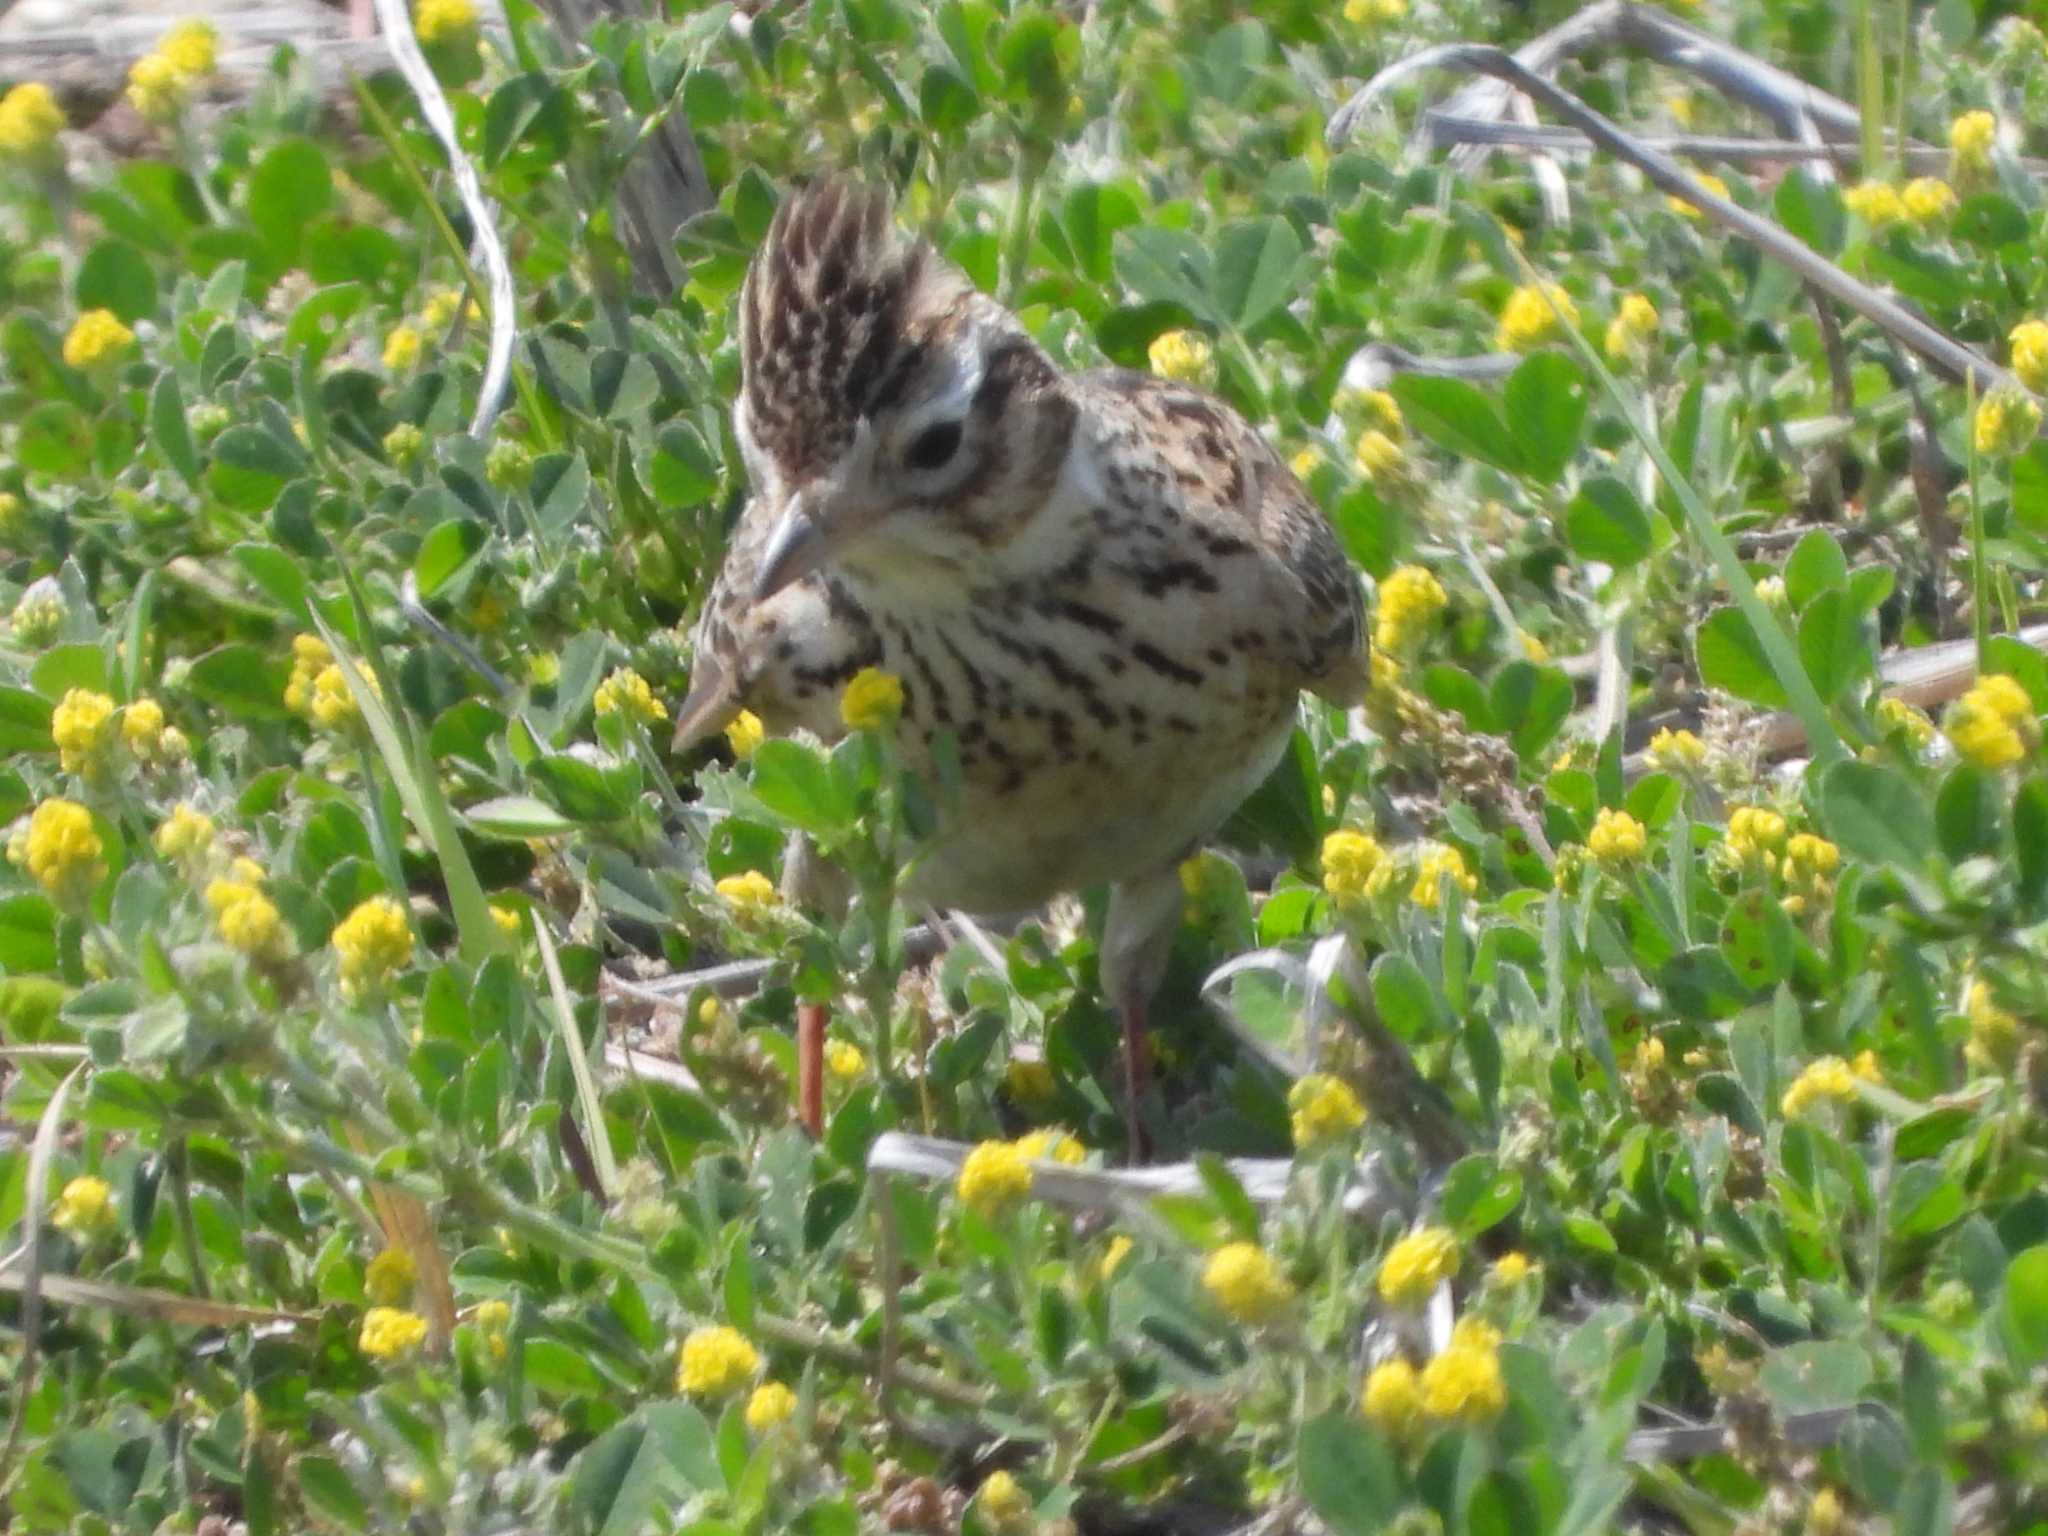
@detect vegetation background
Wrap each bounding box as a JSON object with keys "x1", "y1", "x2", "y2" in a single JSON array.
[{"x1": 0, "y1": 0, "x2": 2045, "y2": 1530}]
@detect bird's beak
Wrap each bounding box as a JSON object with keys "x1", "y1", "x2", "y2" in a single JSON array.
[{"x1": 751, "y1": 495, "x2": 826, "y2": 602}]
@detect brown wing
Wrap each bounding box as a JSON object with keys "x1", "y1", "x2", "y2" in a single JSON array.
[{"x1": 1076, "y1": 369, "x2": 1369, "y2": 706}]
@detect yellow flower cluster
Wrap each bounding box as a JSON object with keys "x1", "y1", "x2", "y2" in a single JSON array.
[
  {"x1": 1361, "y1": 1359, "x2": 1425, "y2": 1438},
  {"x1": 1965, "y1": 979, "x2": 2020, "y2": 1074},
  {"x1": 1374, "y1": 564, "x2": 1447, "y2": 654},
  {"x1": 715, "y1": 869, "x2": 778, "y2": 916},
  {"x1": 1843, "y1": 180, "x2": 1906, "y2": 227},
  {"x1": 594, "y1": 667, "x2": 667, "y2": 725},
  {"x1": 1378, "y1": 1225, "x2": 1459, "y2": 1306},
  {"x1": 366, "y1": 1246, "x2": 416, "y2": 1305},
  {"x1": 1781, "y1": 1055, "x2": 1861, "y2": 1117},
  {"x1": 1725, "y1": 806, "x2": 1787, "y2": 863},
  {"x1": 676, "y1": 1324, "x2": 760, "y2": 1396},
  {"x1": 332, "y1": 895, "x2": 414, "y2": 1001},
  {"x1": 1420, "y1": 1317, "x2": 1508, "y2": 1423},
  {"x1": 284, "y1": 634, "x2": 330, "y2": 718},
  {"x1": 1950, "y1": 110, "x2": 1997, "y2": 180},
  {"x1": 309, "y1": 659, "x2": 378, "y2": 730},
  {"x1": 1876, "y1": 695, "x2": 1936, "y2": 750},
  {"x1": 1013, "y1": 1128, "x2": 1086, "y2": 1165},
  {"x1": 415, "y1": 0, "x2": 480, "y2": 46},
  {"x1": 154, "y1": 804, "x2": 216, "y2": 864},
  {"x1": 745, "y1": 1380, "x2": 798, "y2": 1432},
  {"x1": 1495, "y1": 282, "x2": 1578, "y2": 352},
  {"x1": 15, "y1": 798, "x2": 105, "y2": 907},
  {"x1": 121, "y1": 697, "x2": 161, "y2": 760},
  {"x1": 824, "y1": 1039, "x2": 866, "y2": 1080},
  {"x1": 51, "y1": 688, "x2": 115, "y2": 774},
  {"x1": 1902, "y1": 177, "x2": 1957, "y2": 224},
  {"x1": 955, "y1": 1138, "x2": 1035, "y2": 1217},
  {"x1": 1289, "y1": 1073, "x2": 1367, "y2": 1148},
  {"x1": 840, "y1": 666, "x2": 904, "y2": 731},
  {"x1": 62, "y1": 307, "x2": 134, "y2": 370},
  {"x1": 1354, "y1": 428, "x2": 1406, "y2": 484},
  {"x1": 1201, "y1": 1241, "x2": 1294, "y2": 1324},
  {"x1": 383, "y1": 325, "x2": 423, "y2": 371},
  {"x1": 725, "y1": 708, "x2": 765, "y2": 760},
  {"x1": 0, "y1": 82, "x2": 64, "y2": 160},
  {"x1": 1489, "y1": 1251, "x2": 1534, "y2": 1285},
  {"x1": 1946, "y1": 674, "x2": 2037, "y2": 769},
  {"x1": 1666, "y1": 171, "x2": 1730, "y2": 220},
  {"x1": 1784, "y1": 833, "x2": 1839, "y2": 887},
  {"x1": 1975, "y1": 389, "x2": 2043, "y2": 458},
  {"x1": 473, "y1": 1297, "x2": 512, "y2": 1359},
  {"x1": 1603, "y1": 292, "x2": 1659, "y2": 365},
  {"x1": 1321, "y1": 828, "x2": 1388, "y2": 906},
  {"x1": 126, "y1": 22, "x2": 218, "y2": 122},
  {"x1": 1646, "y1": 727, "x2": 1707, "y2": 772},
  {"x1": 359, "y1": 1306, "x2": 429, "y2": 1360},
  {"x1": 978, "y1": 1470, "x2": 1032, "y2": 1530},
  {"x1": 1411, "y1": 845, "x2": 1476, "y2": 909},
  {"x1": 2011, "y1": 320, "x2": 2048, "y2": 393},
  {"x1": 206, "y1": 876, "x2": 289, "y2": 962},
  {"x1": 52, "y1": 1174, "x2": 115, "y2": 1237},
  {"x1": 1587, "y1": 807, "x2": 1646, "y2": 866},
  {"x1": 1342, "y1": 0, "x2": 1406, "y2": 22},
  {"x1": 1147, "y1": 329, "x2": 1215, "y2": 386},
  {"x1": 489, "y1": 902, "x2": 522, "y2": 938},
  {"x1": 422, "y1": 286, "x2": 481, "y2": 329}
]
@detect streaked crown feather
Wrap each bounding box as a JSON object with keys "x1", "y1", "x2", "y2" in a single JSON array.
[{"x1": 739, "y1": 179, "x2": 955, "y2": 480}]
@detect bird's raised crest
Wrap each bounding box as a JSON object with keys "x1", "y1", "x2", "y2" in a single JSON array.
[{"x1": 739, "y1": 179, "x2": 940, "y2": 481}]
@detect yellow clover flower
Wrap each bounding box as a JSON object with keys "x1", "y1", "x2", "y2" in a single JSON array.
[
  {"x1": 207, "y1": 878, "x2": 290, "y2": 962},
  {"x1": 1666, "y1": 171, "x2": 1731, "y2": 220},
  {"x1": 1726, "y1": 806, "x2": 1788, "y2": 863},
  {"x1": 1975, "y1": 389, "x2": 2043, "y2": 458},
  {"x1": 332, "y1": 895, "x2": 414, "y2": 1001},
  {"x1": 365, "y1": 1246, "x2": 417, "y2": 1305},
  {"x1": 1378, "y1": 1225, "x2": 1459, "y2": 1306},
  {"x1": 1321, "y1": 828, "x2": 1387, "y2": 906},
  {"x1": 0, "y1": 82, "x2": 65, "y2": 160},
  {"x1": 359, "y1": 1306, "x2": 430, "y2": 1361},
  {"x1": 1489, "y1": 1251, "x2": 1534, "y2": 1285},
  {"x1": 120, "y1": 697, "x2": 165, "y2": 759},
  {"x1": 1353, "y1": 428, "x2": 1406, "y2": 484},
  {"x1": 51, "y1": 1174, "x2": 115, "y2": 1237},
  {"x1": 489, "y1": 903, "x2": 522, "y2": 938},
  {"x1": 309, "y1": 661, "x2": 379, "y2": 730},
  {"x1": 724, "y1": 708, "x2": 765, "y2": 760},
  {"x1": 840, "y1": 666, "x2": 904, "y2": 731},
  {"x1": 18, "y1": 798, "x2": 105, "y2": 908},
  {"x1": 1587, "y1": 807, "x2": 1646, "y2": 866},
  {"x1": 2011, "y1": 320, "x2": 2048, "y2": 393},
  {"x1": 1965, "y1": 979, "x2": 2021, "y2": 1074},
  {"x1": 593, "y1": 667, "x2": 667, "y2": 725},
  {"x1": 1360, "y1": 1358, "x2": 1425, "y2": 1439},
  {"x1": 956, "y1": 1139, "x2": 1033, "y2": 1217},
  {"x1": 51, "y1": 688, "x2": 116, "y2": 775},
  {"x1": 1420, "y1": 1317, "x2": 1507, "y2": 1423},
  {"x1": 745, "y1": 1380, "x2": 798, "y2": 1432},
  {"x1": 715, "y1": 869, "x2": 778, "y2": 917},
  {"x1": 1945, "y1": 674, "x2": 2037, "y2": 769},
  {"x1": 1646, "y1": 727, "x2": 1707, "y2": 771},
  {"x1": 1374, "y1": 564, "x2": 1447, "y2": 653},
  {"x1": 824, "y1": 1039, "x2": 866, "y2": 1080},
  {"x1": 1342, "y1": 0, "x2": 1407, "y2": 22},
  {"x1": 125, "y1": 51, "x2": 190, "y2": 121},
  {"x1": 1201, "y1": 1241, "x2": 1294, "y2": 1324},
  {"x1": 1495, "y1": 282, "x2": 1578, "y2": 352},
  {"x1": 1013, "y1": 1128, "x2": 1087, "y2": 1165},
  {"x1": 64, "y1": 310, "x2": 133, "y2": 370},
  {"x1": 1147, "y1": 329, "x2": 1215, "y2": 386},
  {"x1": 383, "y1": 324, "x2": 423, "y2": 371},
  {"x1": 157, "y1": 21, "x2": 220, "y2": 78},
  {"x1": 1603, "y1": 292, "x2": 1660, "y2": 366},
  {"x1": 1842, "y1": 180, "x2": 1905, "y2": 227},
  {"x1": 676, "y1": 1324, "x2": 760, "y2": 1396},
  {"x1": 1288, "y1": 1073, "x2": 1366, "y2": 1149},
  {"x1": 1949, "y1": 109, "x2": 1997, "y2": 179},
  {"x1": 415, "y1": 0, "x2": 480, "y2": 46},
  {"x1": 1902, "y1": 177, "x2": 1957, "y2": 224},
  {"x1": 473, "y1": 1297, "x2": 512, "y2": 1359},
  {"x1": 153, "y1": 804, "x2": 215, "y2": 863},
  {"x1": 978, "y1": 1470, "x2": 1031, "y2": 1529},
  {"x1": 1410, "y1": 845, "x2": 1476, "y2": 909},
  {"x1": 1781, "y1": 1055, "x2": 1859, "y2": 1117}
]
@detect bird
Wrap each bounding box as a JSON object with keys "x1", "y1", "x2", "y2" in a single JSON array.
[{"x1": 672, "y1": 178, "x2": 1369, "y2": 1160}]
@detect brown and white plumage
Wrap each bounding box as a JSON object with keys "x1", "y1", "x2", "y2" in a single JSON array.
[{"x1": 676, "y1": 180, "x2": 1367, "y2": 1155}]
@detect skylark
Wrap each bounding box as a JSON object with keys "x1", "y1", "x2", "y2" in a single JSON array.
[{"x1": 675, "y1": 180, "x2": 1368, "y2": 1158}]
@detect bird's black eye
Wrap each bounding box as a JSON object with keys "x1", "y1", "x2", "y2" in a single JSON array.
[{"x1": 905, "y1": 420, "x2": 964, "y2": 471}]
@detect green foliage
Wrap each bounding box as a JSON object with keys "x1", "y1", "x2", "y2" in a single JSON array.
[{"x1": 0, "y1": 0, "x2": 2045, "y2": 1531}]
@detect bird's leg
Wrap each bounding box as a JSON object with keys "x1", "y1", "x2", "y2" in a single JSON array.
[
  {"x1": 797, "y1": 1002, "x2": 826, "y2": 1137},
  {"x1": 1102, "y1": 871, "x2": 1185, "y2": 1165}
]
